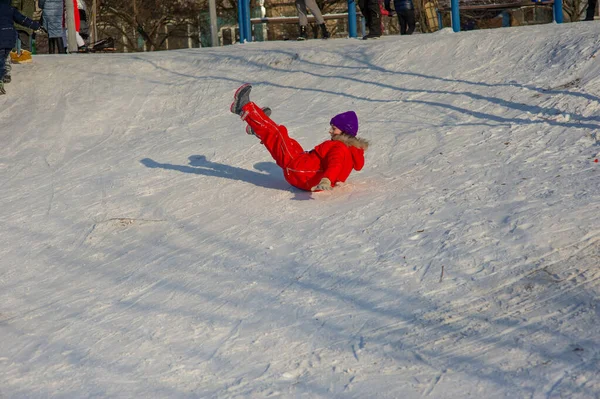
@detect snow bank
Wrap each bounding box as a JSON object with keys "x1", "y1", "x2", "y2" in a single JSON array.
[{"x1": 1, "y1": 21, "x2": 599, "y2": 398}]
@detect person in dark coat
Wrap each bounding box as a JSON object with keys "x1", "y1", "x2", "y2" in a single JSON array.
[
  {"x1": 359, "y1": 0, "x2": 382, "y2": 39},
  {"x1": 585, "y1": 0, "x2": 597, "y2": 20},
  {"x1": 39, "y1": 0, "x2": 64, "y2": 53},
  {"x1": 385, "y1": 0, "x2": 416, "y2": 35},
  {"x1": 0, "y1": 0, "x2": 40, "y2": 94}
]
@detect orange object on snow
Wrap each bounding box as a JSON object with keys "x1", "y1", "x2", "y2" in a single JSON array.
[{"x1": 10, "y1": 50, "x2": 32, "y2": 63}]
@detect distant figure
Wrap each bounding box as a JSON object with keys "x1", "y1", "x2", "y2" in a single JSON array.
[
  {"x1": 359, "y1": 0, "x2": 382, "y2": 39},
  {"x1": 76, "y1": 0, "x2": 89, "y2": 44},
  {"x1": 230, "y1": 83, "x2": 369, "y2": 192},
  {"x1": 69, "y1": 0, "x2": 84, "y2": 48},
  {"x1": 39, "y1": 0, "x2": 64, "y2": 53},
  {"x1": 385, "y1": 0, "x2": 416, "y2": 35},
  {"x1": 379, "y1": 0, "x2": 392, "y2": 34},
  {"x1": 0, "y1": 0, "x2": 40, "y2": 94},
  {"x1": 585, "y1": 0, "x2": 597, "y2": 20},
  {"x1": 11, "y1": 0, "x2": 37, "y2": 51},
  {"x1": 296, "y1": 0, "x2": 330, "y2": 40}
]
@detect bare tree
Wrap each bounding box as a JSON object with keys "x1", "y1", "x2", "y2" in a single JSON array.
[
  {"x1": 562, "y1": 0, "x2": 587, "y2": 21},
  {"x1": 97, "y1": 0, "x2": 203, "y2": 51}
]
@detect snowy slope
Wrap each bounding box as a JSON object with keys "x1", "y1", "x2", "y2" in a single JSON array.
[{"x1": 1, "y1": 22, "x2": 599, "y2": 398}]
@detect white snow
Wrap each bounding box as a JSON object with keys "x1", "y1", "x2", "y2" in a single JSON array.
[{"x1": 1, "y1": 21, "x2": 599, "y2": 398}]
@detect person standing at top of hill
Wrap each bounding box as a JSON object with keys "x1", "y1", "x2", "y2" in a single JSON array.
[
  {"x1": 359, "y1": 0, "x2": 382, "y2": 39},
  {"x1": 585, "y1": 0, "x2": 597, "y2": 20},
  {"x1": 0, "y1": 0, "x2": 40, "y2": 94},
  {"x1": 11, "y1": 0, "x2": 37, "y2": 51},
  {"x1": 296, "y1": 0, "x2": 330, "y2": 40},
  {"x1": 76, "y1": 0, "x2": 89, "y2": 44},
  {"x1": 39, "y1": 0, "x2": 66, "y2": 53},
  {"x1": 230, "y1": 83, "x2": 369, "y2": 192},
  {"x1": 385, "y1": 0, "x2": 415, "y2": 35}
]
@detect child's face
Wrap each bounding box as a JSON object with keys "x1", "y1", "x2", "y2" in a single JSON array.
[{"x1": 329, "y1": 125, "x2": 343, "y2": 137}]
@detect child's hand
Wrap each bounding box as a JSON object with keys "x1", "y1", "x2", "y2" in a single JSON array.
[{"x1": 311, "y1": 178, "x2": 332, "y2": 192}]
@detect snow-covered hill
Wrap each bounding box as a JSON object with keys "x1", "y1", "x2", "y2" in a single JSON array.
[{"x1": 1, "y1": 22, "x2": 599, "y2": 398}]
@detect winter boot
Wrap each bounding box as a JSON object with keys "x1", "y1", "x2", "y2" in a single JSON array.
[
  {"x1": 0, "y1": 82, "x2": 6, "y2": 95},
  {"x1": 246, "y1": 107, "x2": 272, "y2": 136},
  {"x1": 230, "y1": 83, "x2": 252, "y2": 115},
  {"x1": 297, "y1": 25, "x2": 308, "y2": 41},
  {"x1": 319, "y1": 23, "x2": 330, "y2": 39},
  {"x1": 2, "y1": 74, "x2": 11, "y2": 83}
]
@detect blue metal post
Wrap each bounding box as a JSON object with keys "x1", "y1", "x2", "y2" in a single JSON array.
[
  {"x1": 243, "y1": 0, "x2": 252, "y2": 42},
  {"x1": 451, "y1": 0, "x2": 460, "y2": 32},
  {"x1": 437, "y1": 11, "x2": 443, "y2": 29},
  {"x1": 238, "y1": 0, "x2": 245, "y2": 42},
  {"x1": 348, "y1": 0, "x2": 357, "y2": 38},
  {"x1": 553, "y1": 0, "x2": 563, "y2": 23}
]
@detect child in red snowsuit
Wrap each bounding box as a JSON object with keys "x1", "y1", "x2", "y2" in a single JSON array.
[{"x1": 231, "y1": 84, "x2": 369, "y2": 192}]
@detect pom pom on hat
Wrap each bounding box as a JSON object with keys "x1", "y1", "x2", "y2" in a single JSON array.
[{"x1": 330, "y1": 111, "x2": 359, "y2": 137}]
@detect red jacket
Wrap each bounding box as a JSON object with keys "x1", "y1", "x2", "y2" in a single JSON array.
[
  {"x1": 285, "y1": 135, "x2": 368, "y2": 191},
  {"x1": 73, "y1": 0, "x2": 80, "y2": 32}
]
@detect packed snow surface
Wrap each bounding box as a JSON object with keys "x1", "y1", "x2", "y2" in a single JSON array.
[{"x1": 1, "y1": 22, "x2": 599, "y2": 398}]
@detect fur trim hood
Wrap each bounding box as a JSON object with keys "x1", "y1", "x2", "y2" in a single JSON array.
[{"x1": 332, "y1": 133, "x2": 370, "y2": 150}]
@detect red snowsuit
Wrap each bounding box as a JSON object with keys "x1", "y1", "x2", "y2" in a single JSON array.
[{"x1": 242, "y1": 102, "x2": 367, "y2": 191}]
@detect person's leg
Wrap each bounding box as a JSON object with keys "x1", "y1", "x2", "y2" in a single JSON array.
[
  {"x1": 397, "y1": 11, "x2": 407, "y2": 34},
  {"x1": 319, "y1": 22, "x2": 330, "y2": 39},
  {"x1": 0, "y1": 49, "x2": 6, "y2": 78},
  {"x1": 49, "y1": 38, "x2": 55, "y2": 54},
  {"x1": 0, "y1": 49, "x2": 9, "y2": 93},
  {"x1": 406, "y1": 9, "x2": 416, "y2": 34},
  {"x1": 3, "y1": 49, "x2": 11, "y2": 83},
  {"x1": 246, "y1": 107, "x2": 271, "y2": 136},
  {"x1": 18, "y1": 31, "x2": 32, "y2": 52},
  {"x1": 296, "y1": 0, "x2": 309, "y2": 27},
  {"x1": 241, "y1": 102, "x2": 306, "y2": 169},
  {"x1": 358, "y1": 0, "x2": 373, "y2": 35},
  {"x1": 586, "y1": 0, "x2": 597, "y2": 20},
  {"x1": 15, "y1": 36, "x2": 22, "y2": 57},
  {"x1": 57, "y1": 38, "x2": 66, "y2": 54},
  {"x1": 304, "y1": 0, "x2": 325, "y2": 24},
  {"x1": 296, "y1": 0, "x2": 310, "y2": 39},
  {"x1": 0, "y1": 49, "x2": 7, "y2": 75},
  {"x1": 367, "y1": 0, "x2": 382, "y2": 36}
]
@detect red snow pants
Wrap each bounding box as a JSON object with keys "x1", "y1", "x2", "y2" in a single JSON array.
[{"x1": 241, "y1": 102, "x2": 324, "y2": 191}]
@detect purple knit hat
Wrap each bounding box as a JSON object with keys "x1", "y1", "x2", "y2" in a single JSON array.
[{"x1": 330, "y1": 111, "x2": 359, "y2": 137}]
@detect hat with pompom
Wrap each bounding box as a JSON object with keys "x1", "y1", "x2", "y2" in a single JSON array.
[{"x1": 330, "y1": 111, "x2": 359, "y2": 137}]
